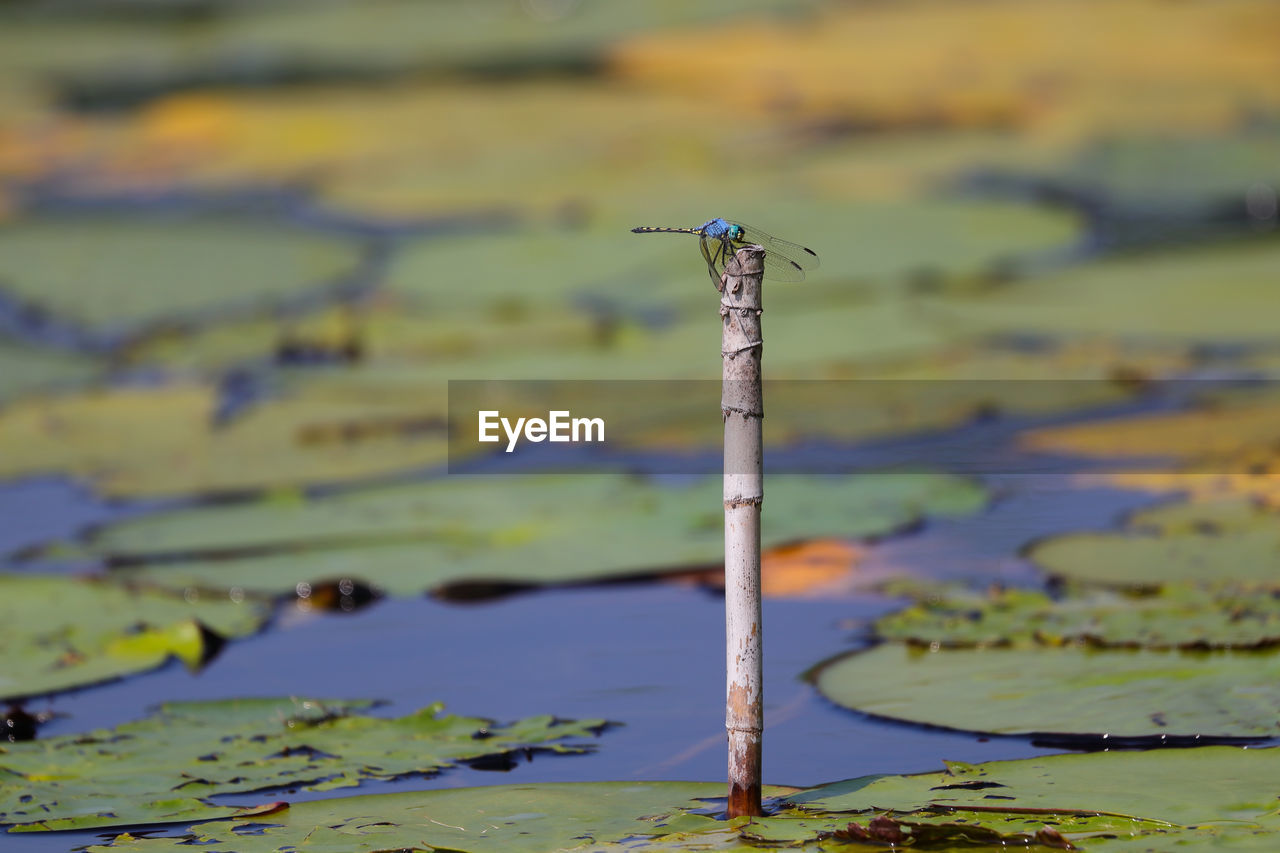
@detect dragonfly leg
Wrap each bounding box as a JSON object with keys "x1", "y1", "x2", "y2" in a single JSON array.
[{"x1": 715, "y1": 238, "x2": 737, "y2": 291}]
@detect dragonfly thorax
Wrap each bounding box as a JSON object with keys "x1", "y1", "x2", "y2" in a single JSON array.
[{"x1": 700, "y1": 218, "x2": 734, "y2": 239}]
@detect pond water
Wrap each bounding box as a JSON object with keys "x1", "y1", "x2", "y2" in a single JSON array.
[{"x1": 1, "y1": 475, "x2": 1156, "y2": 852}]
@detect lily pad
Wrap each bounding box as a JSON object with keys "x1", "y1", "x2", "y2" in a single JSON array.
[
  {"x1": 1025, "y1": 390, "x2": 1280, "y2": 465},
  {"x1": 0, "y1": 380, "x2": 451, "y2": 498},
  {"x1": 924, "y1": 241, "x2": 1280, "y2": 344},
  {"x1": 1040, "y1": 388, "x2": 1280, "y2": 506},
  {"x1": 80, "y1": 781, "x2": 769, "y2": 852},
  {"x1": 812, "y1": 641, "x2": 1280, "y2": 738},
  {"x1": 1029, "y1": 498, "x2": 1280, "y2": 588},
  {"x1": 612, "y1": 0, "x2": 1280, "y2": 141},
  {"x1": 1060, "y1": 132, "x2": 1280, "y2": 203},
  {"x1": 0, "y1": 0, "x2": 823, "y2": 111},
  {"x1": 0, "y1": 696, "x2": 606, "y2": 831},
  {"x1": 0, "y1": 216, "x2": 368, "y2": 346},
  {"x1": 82, "y1": 747, "x2": 1280, "y2": 851},
  {"x1": 1099, "y1": 468, "x2": 1280, "y2": 509},
  {"x1": 795, "y1": 746, "x2": 1280, "y2": 828},
  {"x1": 0, "y1": 341, "x2": 99, "y2": 404},
  {"x1": 875, "y1": 582, "x2": 1280, "y2": 649},
  {"x1": 1128, "y1": 495, "x2": 1278, "y2": 535},
  {"x1": 86, "y1": 473, "x2": 987, "y2": 596},
  {"x1": 0, "y1": 574, "x2": 268, "y2": 701}
]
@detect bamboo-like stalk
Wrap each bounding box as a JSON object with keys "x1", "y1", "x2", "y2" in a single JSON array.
[{"x1": 720, "y1": 246, "x2": 765, "y2": 818}]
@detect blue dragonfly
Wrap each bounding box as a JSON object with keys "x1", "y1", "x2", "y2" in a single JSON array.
[{"x1": 632, "y1": 218, "x2": 819, "y2": 288}]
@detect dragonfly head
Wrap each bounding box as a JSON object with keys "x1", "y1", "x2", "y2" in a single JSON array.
[{"x1": 725, "y1": 223, "x2": 745, "y2": 241}]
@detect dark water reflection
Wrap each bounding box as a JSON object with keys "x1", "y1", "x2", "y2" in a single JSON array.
[{"x1": 0, "y1": 478, "x2": 145, "y2": 564}]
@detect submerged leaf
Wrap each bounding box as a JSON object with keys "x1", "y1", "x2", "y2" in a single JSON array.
[{"x1": 835, "y1": 814, "x2": 1077, "y2": 849}]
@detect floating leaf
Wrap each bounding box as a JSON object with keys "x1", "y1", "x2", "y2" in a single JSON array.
[
  {"x1": 0, "y1": 1, "x2": 824, "y2": 113},
  {"x1": 0, "y1": 697, "x2": 606, "y2": 832},
  {"x1": 81, "y1": 748, "x2": 1280, "y2": 851},
  {"x1": 812, "y1": 642, "x2": 1280, "y2": 738},
  {"x1": 1128, "y1": 495, "x2": 1279, "y2": 535},
  {"x1": 1029, "y1": 497, "x2": 1280, "y2": 588},
  {"x1": 0, "y1": 216, "x2": 367, "y2": 344},
  {"x1": 86, "y1": 473, "x2": 986, "y2": 597},
  {"x1": 875, "y1": 583, "x2": 1280, "y2": 649},
  {"x1": 612, "y1": 0, "x2": 1280, "y2": 137},
  {"x1": 78, "y1": 781, "x2": 767, "y2": 852},
  {"x1": 1098, "y1": 469, "x2": 1280, "y2": 508},
  {"x1": 929, "y1": 242, "x2": 1280, "y2": 344},
  {"x1": 1057, "y1": 132, "x2": 1280, "y2": 203},
  {"x1": 1025, "y1": 389, "x2": 1280, "y2": 464},
  {"x1": 0, "y1": 381, "x2": 451, "y2": 498},
  {"x1": 794, "y1": 746, "x2": 1280, "y2": 828},
  {"x1": 0, "y1": 574, "x2": 268, "y2": 701},
  {"x1": 0, "y1": 342, "x2": 99, "y2": 404}
]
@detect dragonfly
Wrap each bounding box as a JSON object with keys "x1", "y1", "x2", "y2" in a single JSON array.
[{"x1": 632, "y1": 218, "x2": 820, "y2": 288}]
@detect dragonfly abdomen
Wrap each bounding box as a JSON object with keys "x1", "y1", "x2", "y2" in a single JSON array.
[{"x1": 631, "y1": 226, "x2": 704, "y2": 235}]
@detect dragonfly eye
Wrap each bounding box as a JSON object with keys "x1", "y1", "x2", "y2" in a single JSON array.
[{"x1": 727, "y1": 225, "x2": 745, "y2": 241}]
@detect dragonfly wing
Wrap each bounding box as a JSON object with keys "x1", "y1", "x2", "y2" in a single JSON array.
[
  {"x1": 731, "y1": 223, "x2": 820, "y2": 282},
  {"x1": 758, "y1": 250, "x2": 808, "y2": 282},
  {"x1": 699, "y1": 235, "x2": 725, "y2": 286},
  {"x1": 727, "y1": 235, "x2": 808, "y2": 282}
]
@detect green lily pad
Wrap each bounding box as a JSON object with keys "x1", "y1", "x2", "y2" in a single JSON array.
[
  {"x1": 1128, "y1": 496, "x2": 1279, "y2": 534},
  {"x1": 79, "y1": 781, "x2": 755, "y2": 852},
  {"x1": 812, "y1": 642, "x2": 1280, "y2": 738},
  {"x1": 1024, "y1": 390, "x2": 1280, "y2": 467},
  {"x1": 0, "y1": 380, "x2": 452, "y2": 498},
  {"x1": 1029, "y1": 498, "x2": 1280, "y2": 589},
  {"x1": 0, "y1": 574, "x2": 268, "y2": 701},
  {"x1": 795, "y1": 746, "x2": 1280, "y2": 828},
  {"x1": 922, "y1": 241, "x2": 1280, "y2": 343},
  {"x1": 1060, "y1": 131, "x2": 1280, "y2": 203},
  {"x1": 0, "y1": 0, "x2": 825, "y2": 104},
  {"x1": 81, "y1": 748, "x2": 1280, "y2": 851},
  {"x1": 0, "y1": 342, "x2": 99, "y2": 404},
  {"x1": 86, "y1": 473, "x2": 987, "y2": 597},
  {"x1": 0, "y1": 216, "x2": 366, "y2": 341},
  {"x1": 0, "y1": 696, "x2": 606, "y2": 832},
  {"x1": 875, "y1": 582, "x2": 1280, "y2": 649}
]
